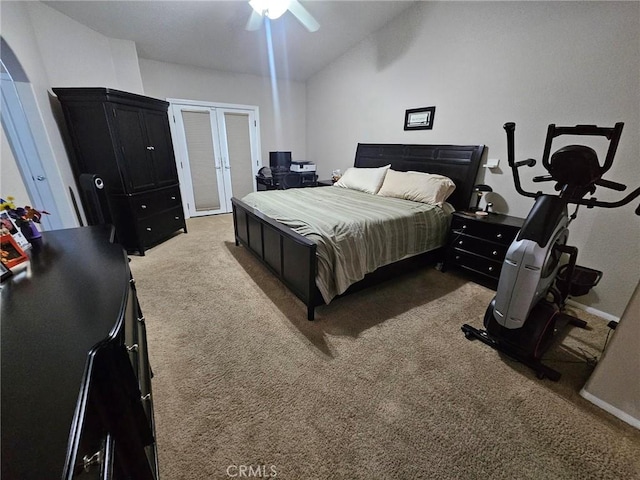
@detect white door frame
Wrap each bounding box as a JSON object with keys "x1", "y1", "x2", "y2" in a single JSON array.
[{"x1": 167, "y1": 99, "x2": 261, "y2": 218}]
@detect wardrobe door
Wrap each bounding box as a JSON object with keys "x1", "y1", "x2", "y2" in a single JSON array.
[
  {"x1": 143, "y1": 109, "x2": 179, "y2": 188},
  {"x1": 112, "y1": 105, "x2": 155, "y2": 193}
]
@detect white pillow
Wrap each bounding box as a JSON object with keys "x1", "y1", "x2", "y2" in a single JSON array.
[
  {"x1": 333, "y1": 165, "x2": 391, "y2": 194},
  {"x1": 377, "y1": 169, "x2": 456, "y2": 206}
]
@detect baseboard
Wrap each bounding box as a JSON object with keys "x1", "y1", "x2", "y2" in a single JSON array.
[
  {"x1": 580, "y1": 389, "x2": 640, "y2": 430},
  {"x1": 566, "y1": 299, "x2": 620, "y2": 323}
]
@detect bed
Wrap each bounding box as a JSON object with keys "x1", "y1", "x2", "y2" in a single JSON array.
[{"x1": 231, "y1": 143, "x2": 485, "y2": 320}]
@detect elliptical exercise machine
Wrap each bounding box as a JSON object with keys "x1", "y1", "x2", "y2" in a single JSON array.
[{"x1": 462, "y1": 122, "x2": 640, "y2": 381}]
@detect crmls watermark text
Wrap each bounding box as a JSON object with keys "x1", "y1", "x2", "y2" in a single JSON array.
[{"x1": 226, "y1": 464, "x2": 277, "y2": 478}]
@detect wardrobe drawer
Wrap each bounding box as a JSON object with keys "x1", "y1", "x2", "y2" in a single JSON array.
[
  {"x1": 132, "y1": 186, "x2": 182, "y2": 218},
  {"x1": 138, "y1": 206, "x2": 185, "y2": 247}
]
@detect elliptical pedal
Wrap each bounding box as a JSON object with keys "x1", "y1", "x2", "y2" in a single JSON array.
[{"x1": 461, "y1": 323, "x2": 561, "y2": 381}]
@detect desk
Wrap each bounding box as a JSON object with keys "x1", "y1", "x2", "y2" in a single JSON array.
[{"x1": 256, "y1": 171, "x2": 317, "y2": 190}]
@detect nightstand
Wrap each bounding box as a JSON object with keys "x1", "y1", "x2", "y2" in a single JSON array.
[
  {"x1": 316, "y1": 179, "x2": 334, "y2": 187},
  {"x1": 444, "y1": 211, "x2": 524, "y2": 288}
]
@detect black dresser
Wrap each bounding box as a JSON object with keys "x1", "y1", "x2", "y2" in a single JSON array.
[
  {"x1": 1, "y1": 227, "x2": 159, "y2": 479},
  {"x1": 53, "y1": 87, "x2": 187, "y2": 255}
]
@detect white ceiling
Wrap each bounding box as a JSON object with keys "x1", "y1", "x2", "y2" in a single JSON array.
[{"x1": 44, "y1": 0, "x2": 417, "y2": 82}]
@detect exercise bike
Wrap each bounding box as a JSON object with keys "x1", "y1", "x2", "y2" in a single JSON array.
[{"x1": 462, "y1": 122, "x2": 640, "y2": 381}]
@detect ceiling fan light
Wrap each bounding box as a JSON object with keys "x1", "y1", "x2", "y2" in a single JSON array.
[
  {"x1": 249, "y1": 0, "x2": 291, "y2": 20},
  {"x1": 265, "y1": 0, "x2": 291, "y2": 20}
]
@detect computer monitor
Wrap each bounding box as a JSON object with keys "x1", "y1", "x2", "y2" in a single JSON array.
[{"x1": 269, "y1": 151, "x2": 292, "y2": 171}]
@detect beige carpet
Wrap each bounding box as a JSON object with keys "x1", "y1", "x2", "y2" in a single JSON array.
[{"x1": 129, "y1": 214, "x2": 640, "y2": 480}]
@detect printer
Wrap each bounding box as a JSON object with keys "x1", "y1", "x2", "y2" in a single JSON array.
[{"x1": 290, "y1": 161, "x2": 316, "y2": 173}]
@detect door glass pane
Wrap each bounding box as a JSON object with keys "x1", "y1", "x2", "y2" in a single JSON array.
[
  {"x1": 181, "y1": 111, "x2": 220, "y2": 211},
  {"x1": 224, "y1": 113, "x2": 254, "y2": 199}
]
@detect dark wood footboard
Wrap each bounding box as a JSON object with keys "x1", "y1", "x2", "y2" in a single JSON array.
[{"x1": 232, "y1": 197, "x2": 323, "y2": 320}]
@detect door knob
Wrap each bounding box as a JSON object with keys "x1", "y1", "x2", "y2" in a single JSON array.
[{"x1": 36, "y1": 175, "x2": 46, "y2": 181}]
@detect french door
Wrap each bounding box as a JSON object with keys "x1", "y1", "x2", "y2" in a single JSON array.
[{"x1": 169, "y1": 101, "x2": 261, "y2": 217}]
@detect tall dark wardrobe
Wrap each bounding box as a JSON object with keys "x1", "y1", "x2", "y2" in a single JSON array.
[{"x1": 54, "y1": 87, "x2": 187, "y2": 255}]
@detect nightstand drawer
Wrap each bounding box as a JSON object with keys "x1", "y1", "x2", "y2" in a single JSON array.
[
  {"x1": 451, "y1": 216, "x2": 518, "y2": 245},
  {"x1": 448, "y1": 250, "x2": 503, "y2": 279},
  {"x1": 450, "y1": 232, "x2": 509, "y2": 259}
]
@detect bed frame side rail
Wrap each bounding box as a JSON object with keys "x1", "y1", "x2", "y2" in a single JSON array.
[{"x1": 231, "y1": 197, "x2": 320, "y2": 320}]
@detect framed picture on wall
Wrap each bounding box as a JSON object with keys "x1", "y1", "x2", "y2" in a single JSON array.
[{"x1": 404, "y1": 106, "x2": 436, "y2": 130}]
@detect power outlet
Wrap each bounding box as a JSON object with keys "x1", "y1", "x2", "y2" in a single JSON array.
[{"x1": 484, "y1": 158, "x2": 500, "y2": 169}]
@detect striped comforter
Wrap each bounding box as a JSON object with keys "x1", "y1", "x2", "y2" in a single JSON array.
[{"x1": 241, "y1": 186, "x2": 453, "y2": 303}]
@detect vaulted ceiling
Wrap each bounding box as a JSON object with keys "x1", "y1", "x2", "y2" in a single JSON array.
[{"x1": 44, "y1": 1, "x2": 417, "y2": 81}]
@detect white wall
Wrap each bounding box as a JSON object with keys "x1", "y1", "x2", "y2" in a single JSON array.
[
  {"x1": 1, "y1": 128, "x2": 30, "y2": 206},
  {"x1": 140, "y1": 59, "x2": 306, "y2": 163},
  {"x1": 306, "y1": 1, "x2": 640, "y2": 318},
  {"x1": 0, "y1": 1, "x2": 144, "y2": 227}
]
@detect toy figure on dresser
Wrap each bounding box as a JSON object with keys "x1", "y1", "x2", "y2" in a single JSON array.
[{"x1": 1, "y1": 196, "x2": 50, "y2": 249}]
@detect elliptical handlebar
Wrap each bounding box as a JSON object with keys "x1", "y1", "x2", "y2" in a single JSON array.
[
  {"x1": 504, "y1": 122, "x2": 537, "y2": 199},
  {"x1": 503, "y1": 121, "x2": 640, "y2": 215}
]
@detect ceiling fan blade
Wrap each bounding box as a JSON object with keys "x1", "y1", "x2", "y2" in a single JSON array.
[
  {"x1": 288, "y1": 0, "x2": 319, "y2": 32},
  {"x1": 246, "y1": 10, "x2": 264, "y2": 31}
]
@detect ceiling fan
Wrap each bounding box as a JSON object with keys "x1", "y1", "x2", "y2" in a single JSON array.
[{"x1": 246, "y1": 0, "x2": 320, "y2": 32}]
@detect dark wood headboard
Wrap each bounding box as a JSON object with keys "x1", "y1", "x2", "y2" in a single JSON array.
[{"x1": 354, "y1": 143, "x2": 485, "y2": 211}]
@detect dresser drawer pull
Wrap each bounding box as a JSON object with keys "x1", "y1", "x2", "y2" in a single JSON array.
[
  {"x1": 496, "y1": 233, "x2": 503, "y2": 239},
  {"x1": 171, "y1": 196, "x2": 176, "y2": 200},
  {"x1": 455, "y1": 255, "x2": 461, "y2": 261},
  {"x1": 458, "y1": 240, "x2": 463, "y2": 246},
  {"x1": 126, "y1": 344, "x2": 139, "y2": 352},
  {"x1": 141, "y1": 393, "x2": 151, "y2": 401},
  {"x1": 146, "y1": 227, "x2": 152, "y2": 231},
  {"x1": 146, "y1": 146, "x2": 155, "y2": 151},
  {"x1": 129, "y1": 278, "x2": 136, "y2": 286},
  {"x1": 138, "y1": 316, "x2": 145, "y2": 324},
  {"x1": 141, "y1": 204, "x2": 147, "y2": 209},
  {"x1": 488, "y1": 266, "x2": 494, "y2": 272},
  {"x1": 492, "y1": 250, "x2": 498, "y2": 256},
  {"x1": 83, "y1": 451, "x2": 103, "y2": 472},
  {"x1": 175, "y1": 216, "x2": 180, "y2": 220},
  {"x1": 462, "y1": 225, "x2": 467, "y2": 229}
]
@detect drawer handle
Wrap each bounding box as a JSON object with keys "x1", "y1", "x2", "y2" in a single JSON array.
[
  {"x1": 138, "y1": 316, "x2": 145, "y2": 324},
  {"x1": 141, "y1": 204, "x2": 147, "y2": 209},
  {"x1": 492, "y1": 250, "x2": 498, "y2": 256},
  {"x1": 146, "y1": 146, "x2": 155, "y2": 151},
  {"x1": 496, "y1": 233, "x2": 503, "y2": 239},
  {"x1": 175, "y1": 216, "x2": 180, "y2": 220},
  {"x1": 455, "y1": 255, "x2": 461, "y2": 261},
  {"x1": 146, "y1": 227, "x2": 152, "y2": 231},
  {"x1": 458, "y1": 240, "x2": 463, "y2": 246},
  {"x1": 126, "y1": 344, "x2": 139, "y2": 352},
  {"x1": 488, "y1": 266, "x2": 494, "y2": 272},
  {"x1": 171, "y1": 196, "x2": 176, "y2": 200},
  {"x1": 129, "y1": 278, "x2": 136, "y2": 286},
  {"x1": 462, "y1": 225, "x2": 467, "y2": 229},
  {"x1": 83, "y1": 451, "x2": 103, "y2": 472},
  {"x1": 141, "y1": 393, "x2": 151, "y2": 401}
]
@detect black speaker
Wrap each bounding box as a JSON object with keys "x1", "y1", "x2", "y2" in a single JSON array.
[{"x1": 78, "y1": 173, "x2": 111, "y2": 225}]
